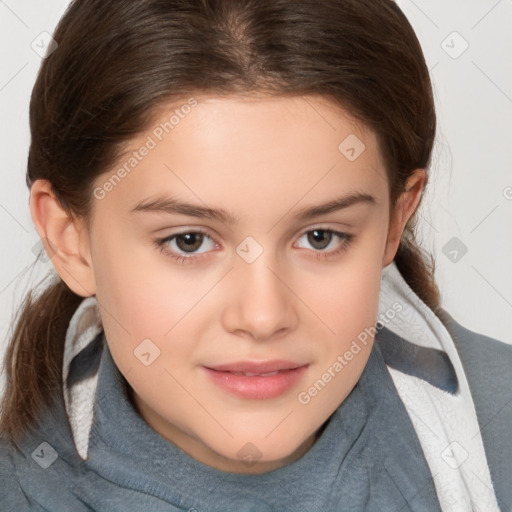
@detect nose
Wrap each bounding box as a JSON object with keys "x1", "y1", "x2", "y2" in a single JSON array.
[{"x1": 221, "y1": 255, "x2": 298, "y2": 341}]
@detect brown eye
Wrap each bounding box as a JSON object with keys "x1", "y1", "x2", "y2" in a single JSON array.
[
  {"x1": 295, "y1": 228, "x2": 354, "y2": 261},
  {"x1": 175, "y1": 232, "x2": 205, "y2": 253},
  {"x1": 307, "y1": 229, "x2": 332, "y2": 250},
  {"x1": 155, "y1": 229, "x2": 218, "y2": 263}
]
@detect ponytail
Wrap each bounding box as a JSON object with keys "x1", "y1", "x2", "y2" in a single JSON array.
[{"x1": 0, "y1": 268, "x2": 83, "y2": 447}]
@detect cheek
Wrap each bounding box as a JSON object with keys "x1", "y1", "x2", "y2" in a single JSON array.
[
  {"x1": 312, "y1": 237, "x2": 385, "y2": 335},
  {"x1": 301, "y1": 235, "x2": 384, "y2": 404},
  {"x1": 314, "y1": 268, "x2": 381, "y2": 381},
  {"x1": 90, "y1": 233, "x2": 207, "y2": 376},
  {"x1": 300, "y1": 266, "x2": 382, "y2": 414},
  {"x1": 91, "y1": 227, "x2": 182, "y2": 331}
]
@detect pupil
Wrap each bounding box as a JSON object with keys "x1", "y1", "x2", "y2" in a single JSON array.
[{"x1": 309, "y1": 230, "x2": 331, "y2": 250}]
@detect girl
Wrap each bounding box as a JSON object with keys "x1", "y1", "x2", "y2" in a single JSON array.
[{"x1": 1, "y1": 1, "x2": 511, "y2": 510}]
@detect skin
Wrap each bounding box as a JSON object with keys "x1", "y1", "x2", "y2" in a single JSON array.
[{"x1": 30, "y1": 94, "x2": 425, "y2": 474}]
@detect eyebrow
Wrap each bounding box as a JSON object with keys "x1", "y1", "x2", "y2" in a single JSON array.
[{"x1": 129, "y1": 191, "x2": 377, "y2": 224}]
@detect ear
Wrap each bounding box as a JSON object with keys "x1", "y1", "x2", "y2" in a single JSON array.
[
  {"x1": 382, "y1": 168, "x2": 426, "y2": 268},
  {"x1": 29, "y1": 179, "x2": 96, "y2": 297}
]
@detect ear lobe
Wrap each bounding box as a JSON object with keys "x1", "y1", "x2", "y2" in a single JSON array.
[
  {"x1": 382, "y1": 168, "x2": 426, "y2": 268},
  {"x1": 29, "y1": 179, "x2": 96, "y2": 297}
]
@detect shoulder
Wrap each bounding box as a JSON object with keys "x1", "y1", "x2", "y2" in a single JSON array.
[
  {"x1": 435, "y1": 308, "x2": 512, "y2": 506},
  {"x1": 0, "y1": 432, "x2": 93, "y2": 511},
  {"x1": 0, "y1": 435, "x2": 38, "y2": 511},
  {"x1": 436, "y1": 307, "x2": 512, "y2": 375},
  {"x1": 436, "y1": 306, "x2": 512, "y2": 433},
  {"x1": 436, "y1": 307, "x2": 512, "y2": 396}
]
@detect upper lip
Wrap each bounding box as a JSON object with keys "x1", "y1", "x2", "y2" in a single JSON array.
[{"x1": 205, "y1": 360, "x2": 308, "y2": 373}]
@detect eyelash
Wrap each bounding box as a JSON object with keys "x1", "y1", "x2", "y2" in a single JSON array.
[{"x1": 153, "y1": 228, "x2": 354, "y2": 265}]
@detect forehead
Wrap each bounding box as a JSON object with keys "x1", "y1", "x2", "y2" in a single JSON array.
[{"x1": 92, "y1": 94, "x2": 388, "y2": 219}]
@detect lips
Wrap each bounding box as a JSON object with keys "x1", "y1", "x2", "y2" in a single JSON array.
[
  {"x1": 202, "y1": 360, "x2": 309, "y2": 400},
  {"x1": 206, "y1": 360, "x2": 304, "y2": 374}
]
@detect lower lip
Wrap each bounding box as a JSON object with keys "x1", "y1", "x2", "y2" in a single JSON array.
[{"x1": 202, "y1": 365, "x2": 309, "y2": 400}]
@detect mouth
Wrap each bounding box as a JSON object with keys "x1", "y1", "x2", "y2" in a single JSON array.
[{"x1": 202, "y1": 360, "x2": 309, "y2": 400}]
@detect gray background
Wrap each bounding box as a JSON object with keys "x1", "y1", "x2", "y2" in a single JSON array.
[{"x1": 1, "y1": 0, "x2": 511, "y2": 396}]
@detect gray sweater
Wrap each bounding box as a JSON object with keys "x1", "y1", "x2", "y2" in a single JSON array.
[{"x1": 1, "y1": 309, "x2": 511, "y2": 511}]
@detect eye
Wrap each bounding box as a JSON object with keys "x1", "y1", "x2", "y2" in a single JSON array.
[
  {"x1": 295, "y1": 228, "x2": 354, "y2": 260},
  {"x1": 154, "y1": 229, "x2": 218, "y2": 264},
  {"x1": 154, "y1": 227, "x2": 354, "y2": 264}
]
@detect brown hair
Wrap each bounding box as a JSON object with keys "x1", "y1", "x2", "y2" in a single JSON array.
[{"x1": 1, "y1": 0, "x2": 441, "y2": 446}]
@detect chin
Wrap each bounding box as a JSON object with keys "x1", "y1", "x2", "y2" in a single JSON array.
[{"x1": 214, "y1": 427, "x2": 315, "y2": 467}]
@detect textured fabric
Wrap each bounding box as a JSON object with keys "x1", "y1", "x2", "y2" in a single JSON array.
[
  {"x1": 435, "y1": 307, "x2": 512, "y2": 512},
  {"x1": 1, "y1": 261, "x2": 511, "y2": 511},
  {"x1": 377, "y1": 263, "x2": 501, "y2": 512}
]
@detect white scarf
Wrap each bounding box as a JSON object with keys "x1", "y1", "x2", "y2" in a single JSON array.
[{"x1": 62, "y1": 261, "x2": 500, "y2": 512}]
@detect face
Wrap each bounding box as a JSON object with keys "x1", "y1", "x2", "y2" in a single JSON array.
[{"x1": 71, "y1": 94, "x2": 411, "y2": 473}]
